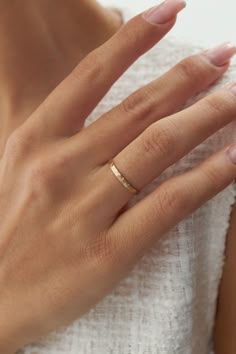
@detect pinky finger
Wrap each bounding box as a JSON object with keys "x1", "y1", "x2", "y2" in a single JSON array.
[{"x1": 109, "y1": 143, "x2": 236, "y2": 261}]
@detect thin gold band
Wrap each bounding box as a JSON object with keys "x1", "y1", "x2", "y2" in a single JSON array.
[{"x1": 108, "y1": 160, "x2": 139, "y2": 195}]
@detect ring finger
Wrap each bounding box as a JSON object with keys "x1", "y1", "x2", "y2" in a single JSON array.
[
  {"x1": 108, "y1": 143, "x2": 236, "y2": 264},
  {"x1": 78, "y1": 43, "x2": 235, "y2": 165},
  {"x1": 95, "y1": 82, "x2": 236, "y2": 217}
]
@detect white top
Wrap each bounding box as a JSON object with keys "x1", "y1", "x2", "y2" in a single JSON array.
[{"x1": 21, "y1": 7, "x2": 236, "y2": 354}]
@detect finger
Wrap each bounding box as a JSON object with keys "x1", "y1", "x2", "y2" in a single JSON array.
[
  {"x1": 108, "y1": 143, "x2": 236, "y2": 263},
  {"x1": 33, "y1": 0, "x2": 185, "y2": 137},
  {"x1": 78, "y1": 43, "x2": 235, "y2": 165},
  {"x1": 95, "y1": 82, "x2": 236, "y2": 215},
  {"x1": 106, "y1": 7, "x2": 124, "y2": 25}
]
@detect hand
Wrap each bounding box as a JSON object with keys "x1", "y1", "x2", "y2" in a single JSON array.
[
  {"x1": 1, "y1": 1, "x2": 236, "y2": 352},
  {"x1": 0, "y1": 0, "x2": 122, "y2": 155}
]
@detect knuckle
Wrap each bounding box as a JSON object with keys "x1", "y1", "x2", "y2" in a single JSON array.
[
  {"x1": 116, "y1": 22, "x2": 142, "y2": 55},
  {"x1": 120, "y1": 87, "x2": 155, "y2": 120},
  {"x1": 72, "y1": 51, "x2": 104, "y2": 83},
  {"x1": 142, "y1": 121, "x2": 178, "y2": 158},
  {"x1": 5, "y1": 129, "x2": 34, "y2": 162},
  {"x1": 176, "y1": 55, "x2": 206, "y2": 84},
  {"x1": 202, "y1": 164, "x2": 225, "y2": 190},
  {"x1": 156, "y1": 181, "x2": 190, "y2": 218},
  {"x1": 27, "y1": 150, "x2": 73, "y2": 192},
  {"x1": 49, "y1": 152, "x2": 71, "y2": 175},
  {"x1": 203, "y1": 94, "x2": 233, "y2": 118}
]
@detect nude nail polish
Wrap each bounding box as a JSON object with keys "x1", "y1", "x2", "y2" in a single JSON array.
[
  {"x1": 226, "y1": 143, "x2": 236, "y2": 164},
  {"x1": 229, "y1": 82, "x2": 236, "y2": 96},
  {"x1": 143, "y1": 0, "x2": 186, "y2": 25},
  {"x1": 204, "y1": 42, "x2": 236, "y2": 66}
]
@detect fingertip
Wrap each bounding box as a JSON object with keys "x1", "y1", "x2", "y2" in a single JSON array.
[
  {"x1": 201, "y1": 43, "x2": 236, "y2": 68},
  {"x1": 142, "y1": 0, "x2": 186, "y2": 26}
]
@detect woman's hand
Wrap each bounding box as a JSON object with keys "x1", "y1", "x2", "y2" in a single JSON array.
[
  {"x1": 0, "y1": 0, "x2": 122, "y2": 154},
  {"x1": 1, "y1": 0, "x2": 236, "y2": 352}
]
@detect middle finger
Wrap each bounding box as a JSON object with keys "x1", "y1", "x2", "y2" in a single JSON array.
[
  {"x1": 75, "y1": 43, "x2": 235, "y2": 166},
  {"x1": 97, "y1": 82, "x2": 236, "y2": 213}
]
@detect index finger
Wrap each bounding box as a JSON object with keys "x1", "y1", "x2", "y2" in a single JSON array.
[{"x1": 32, "y1": 0, "x2": 186, "y2": 137}]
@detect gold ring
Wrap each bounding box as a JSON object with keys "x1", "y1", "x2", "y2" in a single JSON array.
[{"x1": 108, "y1": 160, "x2": 139, "y2": 195}]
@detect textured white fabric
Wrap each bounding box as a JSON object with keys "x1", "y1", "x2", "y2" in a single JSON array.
[{"x1": 20, "y1": 6, "x2": 236, "y2": 354}]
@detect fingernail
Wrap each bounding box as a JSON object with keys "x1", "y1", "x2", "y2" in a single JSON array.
[
  {"x1": 228, "y1": 82, "x2": 236, "y2": 96},
  {"x1": 204, "y1": 42, "x2": 236, "y2": 67},
  {"x1": 143, "y1": 0, "x2": 186, "y2": 25},
  {"x1": 226, "y1": 143, "x2": 236, "y2": 165}
]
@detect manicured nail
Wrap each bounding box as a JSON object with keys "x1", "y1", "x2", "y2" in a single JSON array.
[
  {"x1": 204, "y1": 42, "x2": 236, "y2": 66},
  {"x1": 226, "y1": 143, "x2": 236, "y2": 164},
  {"x1": 143, "y1": 0, "x2": 186, "y2": 25},
  {"x1": 228, "y1": 82, "x2": 236, "y2": 96}
]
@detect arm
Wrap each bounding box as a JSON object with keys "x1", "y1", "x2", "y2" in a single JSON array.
[
  {"x1": 2, "y1": 1, "x2": 236, "y2": 352},
  {"x1": 214, "y1": 198, "x2": 236, "y2": 353}
]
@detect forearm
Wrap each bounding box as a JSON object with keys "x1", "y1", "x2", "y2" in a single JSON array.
[{"x1": 214, "y1": 201, "x2": 236, "y2": 353}]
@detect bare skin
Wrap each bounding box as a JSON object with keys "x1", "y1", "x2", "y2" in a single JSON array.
[
  {"x1": 0, "y1": 0, "x2": 123, "y2": 154},
  {"x1": 214, "y1": 202, "x2": 236, "y2": 354},
  {"x1": 0, "y1": 0, "x2": 235, "y2": 352}
]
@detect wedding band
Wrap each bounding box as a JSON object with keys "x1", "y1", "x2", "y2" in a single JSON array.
[{"x1": 108, "y1": 160, "x2": 139, "y2": 195}]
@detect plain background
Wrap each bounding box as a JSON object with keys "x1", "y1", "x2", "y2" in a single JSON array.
[{"x1": 101, "y1": 0, "x2": 236, "y2": 47}]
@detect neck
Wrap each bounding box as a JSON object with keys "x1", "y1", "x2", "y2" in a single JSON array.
[{"x1": 0, "y1": 0, "x2": 123, "y2": 130}]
